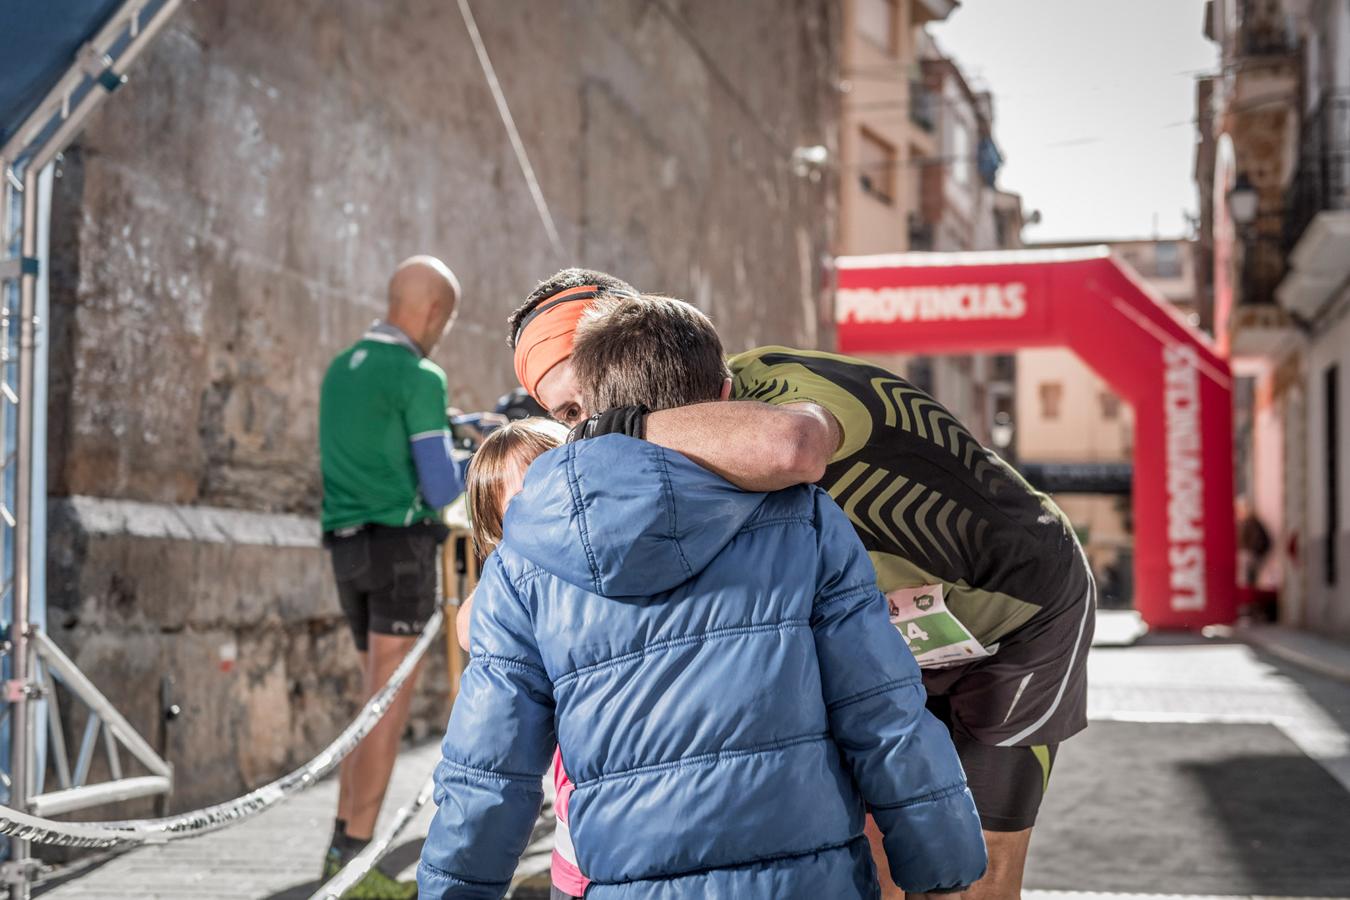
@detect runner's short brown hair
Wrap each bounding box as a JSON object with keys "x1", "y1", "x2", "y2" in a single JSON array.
[{"x1": 571, "y1": 294, "x2": 730, "y2": 414}]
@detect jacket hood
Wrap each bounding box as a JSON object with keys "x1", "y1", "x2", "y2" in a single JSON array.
[{"x1": 502, "y1": 435, "x2": 766, "y2": 597}]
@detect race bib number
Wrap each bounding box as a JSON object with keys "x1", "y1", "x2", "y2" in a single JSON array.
[{"x1": 886, "y1": 584, "x2": 994, "y2": 668}]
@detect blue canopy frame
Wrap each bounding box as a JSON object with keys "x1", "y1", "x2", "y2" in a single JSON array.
[
  {"x1": 0, "y1": 1, "x2": 127, "y2": 148},
  {"x1": 1, "y1": 0, "x2": 178, "y2": 168}
]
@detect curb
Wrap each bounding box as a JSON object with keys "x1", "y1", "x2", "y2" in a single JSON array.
[
  {"x1": 1240, "y1": 627, "x2": 1350, "y2": 684},
  {"x1": 1091, "y1": 609, "x2": 1149, "y2": 647}
]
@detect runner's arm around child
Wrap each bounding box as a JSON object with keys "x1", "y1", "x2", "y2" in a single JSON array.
[
  {"x1": 417, "y1": 554, "x2": 555, "y2": 900},
  {"x1": 809, "y1": 490, "x2": 988, "y2": 893}
]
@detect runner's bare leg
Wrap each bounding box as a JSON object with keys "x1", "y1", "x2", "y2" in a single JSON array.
[
  {"x1": 896, "y1": 826, "x2": 1033, "y2": 900},
  {"x1": 335, "y1": 649, "x2": 367, "y2": 826},
  {"x1": 964, "y1": 828, "x2": 1034, "y2": 900},
  {"x1": 865, "y1": 815, "x2": 905, "y2": 899},
  {"x1": 345, "y1": 634, "x2": 425, "y2": 839}
]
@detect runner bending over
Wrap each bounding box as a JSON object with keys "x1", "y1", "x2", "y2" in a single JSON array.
[{"x1": 503, "y1": 270, "x2": 1095, "y2": 900}]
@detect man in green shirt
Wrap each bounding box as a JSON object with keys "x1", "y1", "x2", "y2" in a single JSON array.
[{"x1": 319, "y1": 256, "x2": 462, "y2": 898}]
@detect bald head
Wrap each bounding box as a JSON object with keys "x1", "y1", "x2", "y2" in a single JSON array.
[{"x1": 387, "y1": 255, "x2": 460, "y2": 354}]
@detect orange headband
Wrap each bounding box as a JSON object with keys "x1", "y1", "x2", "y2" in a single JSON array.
[{"x1": 512, "y1": 286, "x2": 600, "y2": 402}]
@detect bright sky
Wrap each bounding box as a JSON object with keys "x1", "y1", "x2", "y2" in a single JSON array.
[{"x1": 931, "y1": 0, "x2": 1217, "y2": 242}]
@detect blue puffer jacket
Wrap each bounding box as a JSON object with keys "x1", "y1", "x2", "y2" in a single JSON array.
[{"x1": 418, "y1": 435, "x2": 986, "y2": 899}]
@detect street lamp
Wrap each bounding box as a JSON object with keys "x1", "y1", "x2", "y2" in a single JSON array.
[{"x1": 1227, "y1": 172, "x2": 1259, "y2": 229}]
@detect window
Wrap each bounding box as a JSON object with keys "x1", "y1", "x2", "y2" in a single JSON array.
[
  {"x1": 1155, "y1": 241, "x2": 1182, "y2": 278},
  {"x1": 951, "y1": 118, "x2": 971, "y2": 187},
  {"x1": 858, "y1": 128, "x2": 896, "y2": 204},
  {"x1": 1326, "y1": 365, "x2": 1340, "y2": 586},
  {"x1": 908, "y1": 358, "x2": 934, "y2": 396},
  {"x1": 1100, "y1": 391, "x2": 1121, "y2": 420},
  {"x1": 856, "y1": 0, "x2": 897, "y2": 54},
  {"x1": 1039, "y1": 382, "x2": 1063, "y2": 420},
  {"x1": 991, "y1": 354, "x2": 1015, "y2": 383},
  {"x1": 910, "y1": 81, "x2": 935, "y2": 131}
]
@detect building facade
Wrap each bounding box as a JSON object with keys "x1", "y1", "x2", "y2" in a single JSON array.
[
  {"x1": 1197, "y1": 0, "x2": 1350, "y2": 636},
  {"x1": 911, "y1": 39, "x2": 1022, "y2": 447},
  {"x1": 838, "y1": 0, "x2": 953, "y2": 256},
  {"x1": 917, "y1": 49, "x2": 1005, "y2": 254}
]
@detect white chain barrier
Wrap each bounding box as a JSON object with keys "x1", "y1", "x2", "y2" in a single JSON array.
[
  {"x1": 309, "y1": 772, "x2": 436, "y2": 900},
  {"x1": 0, "y1": 608, "x2": 444, "y2": 849}
]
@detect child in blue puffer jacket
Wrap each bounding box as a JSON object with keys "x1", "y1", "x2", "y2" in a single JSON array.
[{"x1": 418, "y1": 429, "x2": 987, "y2": 899}]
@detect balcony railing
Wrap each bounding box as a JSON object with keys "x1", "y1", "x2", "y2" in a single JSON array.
[{"x1": 1284, "y1": 91, "x2": 1350, "y2": 253}]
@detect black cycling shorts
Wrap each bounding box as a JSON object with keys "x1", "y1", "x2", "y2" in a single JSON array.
[
  {"x1": 927, "y1": 693, "x2": 1058, "y2": 832},
  {"x1": 325, "y1": 522, "x2": 444, "y2": 652}
]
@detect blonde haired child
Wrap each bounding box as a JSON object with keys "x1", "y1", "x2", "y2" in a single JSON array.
[
  {"x1": 466, "y1": 418, "x2": 569, "y2": 557},
  {"x1": 458, "y1": 417, "x2": 585, "y2": 899}
]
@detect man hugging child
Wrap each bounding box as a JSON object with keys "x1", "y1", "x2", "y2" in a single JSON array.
[{"x1": 419, "y1": 295, "x2": 986, "y2": 899}]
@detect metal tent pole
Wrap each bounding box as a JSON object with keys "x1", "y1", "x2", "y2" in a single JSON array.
[
  {"x1": 30, "y1": 163, "x2": 53, "y2": 803},
  {"x1": 6, "y1": 163, "x2": 39, "y2": 899}
]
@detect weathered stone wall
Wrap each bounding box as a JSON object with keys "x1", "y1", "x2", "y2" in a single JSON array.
[{"x1": 44, "y1": 0, "x2": 838, "y2": 813}]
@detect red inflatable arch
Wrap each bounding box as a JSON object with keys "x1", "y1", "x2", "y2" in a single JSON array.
[{"x1": 835, "y1": 247, "x2": 1236, "y2": 630}]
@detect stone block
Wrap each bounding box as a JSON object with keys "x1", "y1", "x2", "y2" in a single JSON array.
[{"x1": 45, "y1": 498, "x2": 448, "y2": 813}]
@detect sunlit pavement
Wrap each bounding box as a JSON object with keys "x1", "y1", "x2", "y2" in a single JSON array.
[
  {"x1": 33, "y1": 742, "x2": 441, "y2": 899},
  {"x1": 1025, "y1": 619, "x2": 1350, "y2": 898},
  {"x1": 33, "y1": 612, "x2": 1350, "y2": 899}
]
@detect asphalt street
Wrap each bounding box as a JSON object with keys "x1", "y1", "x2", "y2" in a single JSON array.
[{"x1": 1026, "y1": 633, "x2": 1350, "y2": 898}]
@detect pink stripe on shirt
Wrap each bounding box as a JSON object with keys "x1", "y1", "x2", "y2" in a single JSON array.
[{"x1": 552, "y1": 748, "x2": 589, "y2": 896}]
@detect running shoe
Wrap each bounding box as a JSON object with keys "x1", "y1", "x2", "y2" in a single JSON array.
[
  {"x1": 338, "y1": 867, "x2": 419, "y2": 900},
  {"x1": 321, "y1": 846, "x2": 342, "y2": 881},
  {"x1": 320, "y1": 848, "x2": 417, "y2": 900}
]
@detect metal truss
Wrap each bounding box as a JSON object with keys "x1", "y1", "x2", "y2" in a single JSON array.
[{"x1": 1, "y1": 3, "x2": 182, "y2": 895}]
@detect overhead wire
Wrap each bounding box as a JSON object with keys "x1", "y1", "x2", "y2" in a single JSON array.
[{"x1": 456, "y1": 0, "x2": 565, "y2": 259}]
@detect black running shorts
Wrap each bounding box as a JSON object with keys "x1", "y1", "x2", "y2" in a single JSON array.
[
  {"x1": 926, "y1": 693, "x2": 1059, "y2": 832},
  {"x1": 920, "y1": 556, "x2": 1096, "y2": 749},
  {"x1": 325, "y1": 522, "x2": 443, "y2": 652}
]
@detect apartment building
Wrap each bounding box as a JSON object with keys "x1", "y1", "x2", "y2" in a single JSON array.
[{"x1": 1197, "y1": 0, "x2": 1350, "y2": 636}]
